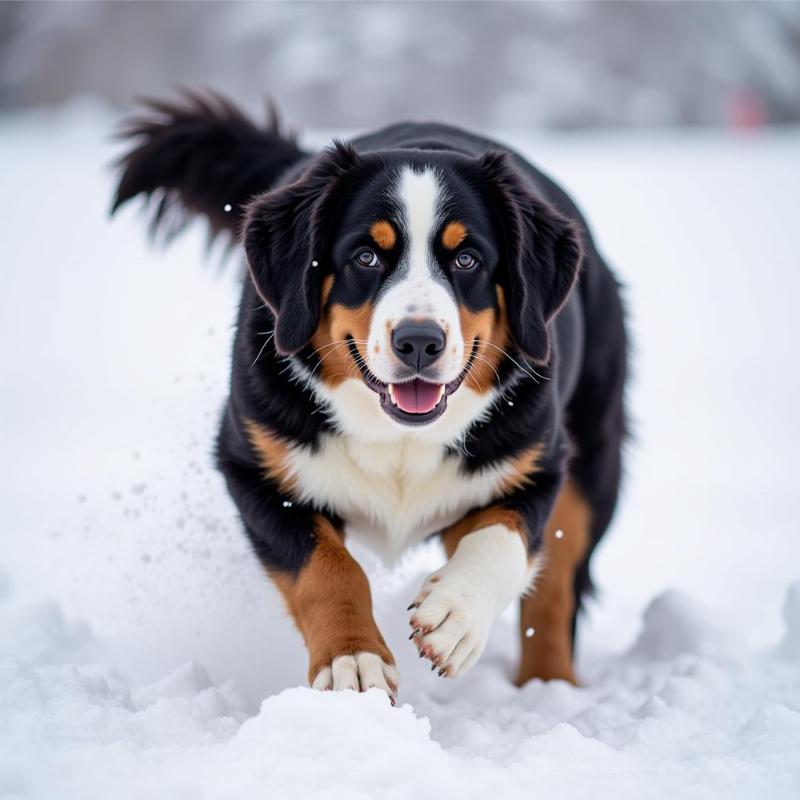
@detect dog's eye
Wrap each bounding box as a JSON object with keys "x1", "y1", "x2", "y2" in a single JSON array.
[
  {"x1": 354, "y1": 248, "x2": 381, "y2": 268},
  {"x1": 455, "y1": 251, "x2": 479, "y2": 270}
]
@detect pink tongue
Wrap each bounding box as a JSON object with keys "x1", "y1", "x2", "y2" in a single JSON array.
[{"x1": 391, "y1": 379, "x2": 443, "y2": 414}]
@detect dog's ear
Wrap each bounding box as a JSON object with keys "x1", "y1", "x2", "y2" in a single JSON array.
[
  {"x1": 477, "y1": 151, "x2": 583, "y2": 365},
  {"x1": 243, "y1": 141, "x2": 360, "y2": 354}
]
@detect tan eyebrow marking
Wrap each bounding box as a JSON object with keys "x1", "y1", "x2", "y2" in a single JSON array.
[
  {"x1": 369, "y1": 220, "x2": 397, "y2": 250},
  {"x1": 442, "y1": 221, "x2": 468, "y2": 250}
]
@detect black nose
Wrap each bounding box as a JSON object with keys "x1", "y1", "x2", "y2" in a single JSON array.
[{"x1": 391, "y1": 320, "x2": 447, "y2": 371}]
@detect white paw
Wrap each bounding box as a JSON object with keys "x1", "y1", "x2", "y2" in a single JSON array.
[
  {"x1": 408, "y1": 572, "x2": 493, "y2": 678},
  {"x1": 311, "y1": 652, "x2": 400, "y2": 702}
]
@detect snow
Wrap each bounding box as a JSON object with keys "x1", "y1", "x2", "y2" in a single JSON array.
[{"x1": 1, "y1": 102, "x2": 799, "y2": 799}]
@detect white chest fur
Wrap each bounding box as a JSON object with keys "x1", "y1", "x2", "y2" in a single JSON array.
[{"x1": 285, "y1": 432, "x2": 513, "y2": 561}]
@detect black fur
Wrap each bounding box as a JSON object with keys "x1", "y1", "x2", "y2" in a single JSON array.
[
  {"x1": 112, "y1": 96, "x2": 628, "y2": 645},
  {"x1": 243, "y1": 142, "x2": 367, "y2": 354},
  {"x1": 469, "y1": 150, "x2": 583, "y2": 365},
  {"x1": 112, "y1": 91, "x2": 304, "y2": 241}
]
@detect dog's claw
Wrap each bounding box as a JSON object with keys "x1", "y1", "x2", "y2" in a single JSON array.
[
  {"x1": 419, "y1": 649, "x2": 425, "y2": 658},
  {"x1": 431, "y1": 662, "x2": 437, "y2": 671},
  {"x1": 438, "y1": 668, "x2": 446, "y2": 677},
  {"x1": 406, "y1": 603, "x2": 417, "y2": 611},
  {"x1": 409, "y1": 629, "x2": 421, "y2": 640}
]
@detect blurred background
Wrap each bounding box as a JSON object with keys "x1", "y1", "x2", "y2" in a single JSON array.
[{"x1": 1, "y1": 0, "x2": 799, "y2": 130}]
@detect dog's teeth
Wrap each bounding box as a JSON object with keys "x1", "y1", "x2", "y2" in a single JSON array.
[
  {"x1": 388, "y1": 384, "x2": 397, "y2": 405},
  {"x1": 436, "y1": 384, "x2": 445, "y2": 402}
]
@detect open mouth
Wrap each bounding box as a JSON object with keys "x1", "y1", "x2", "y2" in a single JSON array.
[{"x1": 347, "y1": 338, "x2": 478, "y2": 425}]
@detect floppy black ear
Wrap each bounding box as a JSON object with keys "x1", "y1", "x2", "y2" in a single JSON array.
[
  {"x1": 243, "y1": 142, "x2": 360, "y2": 354},
  {"x1": 478, "y1": 151, "x2": 583, "y2": 365}
]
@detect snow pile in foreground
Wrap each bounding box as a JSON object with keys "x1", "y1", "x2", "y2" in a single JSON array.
[
  {"x1": 2, "y1": 106, "x2": 800, "y2": 799},
  {"x1": 2, "y1": 576, "x2": 799, "y2": 800}
]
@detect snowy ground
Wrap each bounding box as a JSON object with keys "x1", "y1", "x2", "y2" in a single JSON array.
[{"x1": 1, "y1": 103, "x2": 799, "y2": 799}]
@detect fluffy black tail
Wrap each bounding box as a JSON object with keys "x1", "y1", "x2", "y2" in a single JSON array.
[{"x1": 111, "y1": 91, "x2": 308, "y2": 242}]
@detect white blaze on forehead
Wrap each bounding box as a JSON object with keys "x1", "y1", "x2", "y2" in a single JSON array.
[
  {"x1": 395, "y1": 166, "x2": 443, "y2": 280},
  {"x1": 364, "y1": 165, "x2": 466, "y2": 388}
]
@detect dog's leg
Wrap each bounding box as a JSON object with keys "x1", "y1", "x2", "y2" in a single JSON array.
[
  {"x1": 515, "y1": 479, "x2": 590, "y2": 686},
  {"x1": 218, "y1": 427, "x2": 398, "y2": 700},
  {"x1": 272, "y1": 516, "x2": 398, "y2": 698},
  {"x1": 408, "y1": 507, "x2": 536, "y2": 678}
]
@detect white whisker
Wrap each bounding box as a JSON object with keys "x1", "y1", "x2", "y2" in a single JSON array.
[
  {"x1": 482, "y1": 342, "x2": 546, "y2": 383},
  {"x1": 251, "y1": 332, "x2": 275, "y2": 367}
]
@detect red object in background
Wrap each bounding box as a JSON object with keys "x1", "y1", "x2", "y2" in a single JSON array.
[{"x1": 729, "y1": 89, "x2": 768, "y2": 131}]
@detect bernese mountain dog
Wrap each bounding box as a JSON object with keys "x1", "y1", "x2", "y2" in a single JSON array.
[{"x1": 112, "y1": 93, "x2": 627, "y2": 702}]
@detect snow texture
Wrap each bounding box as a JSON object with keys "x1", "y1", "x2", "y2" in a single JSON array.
[{"x1": 1, "y1": 103, "x2": 799, "y2": 799}]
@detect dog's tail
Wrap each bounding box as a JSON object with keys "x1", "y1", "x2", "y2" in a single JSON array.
[{"x1": 111, "y1": 91, "x2": 308, "y2": 242}]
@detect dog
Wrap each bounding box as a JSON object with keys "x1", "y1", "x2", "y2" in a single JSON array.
[{"x1": 112, "y1": 92, "x2": 627, "y2": 701}]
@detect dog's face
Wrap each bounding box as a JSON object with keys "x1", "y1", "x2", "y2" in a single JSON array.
[
  {"x1": 245, "y1": 145, "x2": 581, "y2": 438},
  {"x1": 317, "y1": 162, "x2": 506, "y2": 428}
]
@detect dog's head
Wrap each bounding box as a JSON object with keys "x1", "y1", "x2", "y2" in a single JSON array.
[{"x1": 244, "y1": 143, "x2": 582, "y2": 438}]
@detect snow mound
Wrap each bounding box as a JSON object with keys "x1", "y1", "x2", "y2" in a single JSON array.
[
  {"x1": 1, "y1": 600, "x2": 97, "y2": 669},
  {"x1": 776, "y1": 581, "x2": 800, "y2": 662},
  {"x1": 2, "y1": 577, "x2": 800, "y2": 799},
  {"x1": 630, "y1": 590, "x2": 743, "y2": 664}
]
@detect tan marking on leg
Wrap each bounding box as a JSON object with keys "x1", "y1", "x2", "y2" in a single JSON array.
[
  {"x1": 442, "y1": 505, "x2": 526, "y2": 558},
  {"x1": 369, "y1": 219, "x2": 397, "y2": 251},
  {"x1": 441, "y1": 220, "x2": 468, "y2": 250},
  {"x1": 242, "y1": 418, "x2": 296, "y2": 495},
  {"x1": 516, "y1": 479, "x2": 591, "y2": 686},
  {"x1": 310, "y1": 301, "x2": 374, "y2": 388},
  {"x1": 272, "y1": 517, "x2": 395, "y2": 685}
]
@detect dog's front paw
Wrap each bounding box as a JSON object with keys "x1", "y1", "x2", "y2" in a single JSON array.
[
  {"x1": 311, "y1": 652, "x2": 400, "y2": 702},
  {"x1": 408, "y1": 574, "x2": 492, "y2": 678}
]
